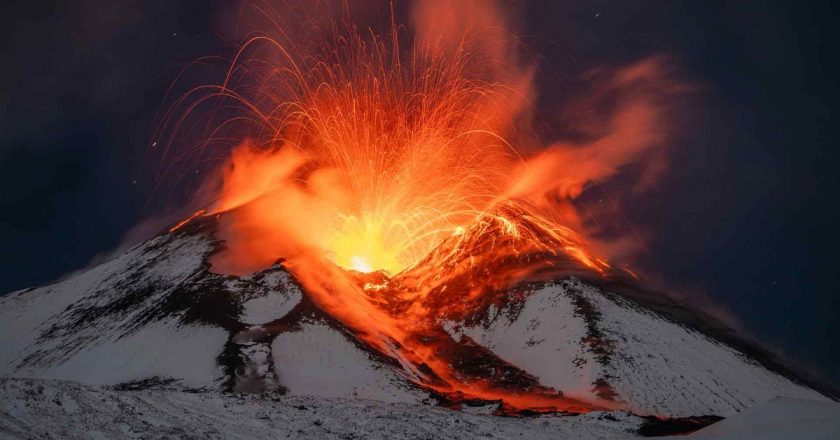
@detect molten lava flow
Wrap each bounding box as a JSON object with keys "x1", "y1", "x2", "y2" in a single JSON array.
[{"x1": 162, "y1": 0, "x2": 683, "y2": 414}]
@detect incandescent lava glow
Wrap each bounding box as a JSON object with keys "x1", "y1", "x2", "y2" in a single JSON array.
[
  {"x1": 162, "y1": 0, "x2": 684, "y2": 415},
  {"x1": 350, "y1": 256, "x2": 373, "y2": 274}
]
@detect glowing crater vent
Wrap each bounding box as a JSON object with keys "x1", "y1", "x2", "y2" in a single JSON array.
[{"x1": 350, "y1": 256, "x2": 373, "y2": 274}]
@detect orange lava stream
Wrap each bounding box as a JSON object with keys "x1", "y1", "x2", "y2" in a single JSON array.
[{"x1": 168, "y1": 209, "x2": 206, "y2": 233}]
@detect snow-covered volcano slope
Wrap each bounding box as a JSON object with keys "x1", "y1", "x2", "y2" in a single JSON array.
[
  {"x1": 0, "y1": 216, "x2": 835, "y2": 418},
  {"x1": 448, "y1": 279, "x2": 830, "y2": 416}
]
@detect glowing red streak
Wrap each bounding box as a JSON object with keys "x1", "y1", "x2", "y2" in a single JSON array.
[{"x1": 168, "y1": 209, "x2": 206, "y2": 233}]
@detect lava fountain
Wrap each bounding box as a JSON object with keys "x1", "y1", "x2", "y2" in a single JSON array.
[{"x1": 159, "y1": 0, "x2": 684, "y2": 414}]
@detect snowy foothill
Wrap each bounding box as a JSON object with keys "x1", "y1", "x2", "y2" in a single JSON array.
[
  {"x1": 0, "y1": 378, "x2": 643, "y2": 440},
  {"x1": 664, "y1": 396, "x2": 840, "y2": 439}
]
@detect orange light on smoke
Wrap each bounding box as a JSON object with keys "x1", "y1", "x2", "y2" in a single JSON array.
[{"x1": 163, "y1": 0, "x2": 682, "y2": 415}]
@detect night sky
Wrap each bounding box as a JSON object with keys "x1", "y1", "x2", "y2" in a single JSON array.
[{"x1": 1, "y1": 1, "x2": 838, "y2": 384}]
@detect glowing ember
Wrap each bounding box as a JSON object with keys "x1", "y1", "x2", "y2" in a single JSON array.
[{"x1": 162, "y1": 0, "x2": 682, "y2": 415}]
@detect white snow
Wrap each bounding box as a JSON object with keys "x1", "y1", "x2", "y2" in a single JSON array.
[
  {"x1": 584, "y1": 283, "x2": 829, "y2": 416},
  {"x1": 451, "y1": 280, "x2": 829, "y2": 417},
  {"x1": 0, "y1": 233, "x2": 227, "y2": 388},
  {"x1": 667, "y1": 396, "x2": 840, "y2": 439},
  {"x1": 0, "y1": 239, "x2": 161, "y2": 370},
  {"x1": 271, "y1": 321, "x2": 425, "y2": 403},
  {"x1": 239, "y1": 280, "x2": 301, "y2": 325},
  {"x1": 12, "y1": 318, "x2": 226, "y2": 388},
  {"x1": 0, "y1": 378, "x2": 644, "y2": 439},
  {"x1": 449, "y1": 289, "x2": 602, "y2": 400}
]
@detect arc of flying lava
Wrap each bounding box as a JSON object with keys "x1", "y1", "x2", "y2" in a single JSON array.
[{"x1": 159, "y1": 0, "x2": 685, "y2": 414}]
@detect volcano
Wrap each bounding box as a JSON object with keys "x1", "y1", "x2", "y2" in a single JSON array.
[{"x1": 1, "y1": 213, "x2": 837, "y2": 438}]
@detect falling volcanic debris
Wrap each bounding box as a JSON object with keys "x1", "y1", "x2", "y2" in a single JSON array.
[{"x1": 159, "y1": 0, "x2": 689, "y2": 415}]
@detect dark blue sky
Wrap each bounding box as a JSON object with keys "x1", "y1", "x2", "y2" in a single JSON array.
[{"x1": 1, "y1": 1, "x2": 838, "y2": 384}]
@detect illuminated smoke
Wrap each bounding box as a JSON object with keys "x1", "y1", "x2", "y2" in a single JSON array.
[{"x1": 161, "y1": 0, "x2": 685, "y2": 413}]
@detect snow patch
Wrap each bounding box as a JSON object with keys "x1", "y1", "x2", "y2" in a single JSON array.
[
  {"x1": 271, "y1": 321, "x2": 425, "y2": 403},
  {"x1": 12, "y1": 318, "x2": 226, "y2": 388},
  {"x1": 582, "y1": 283, "x2": 829, "y2": 416},
  {"x1": 240, "y1": 285, "x2": 301, "y2": 325},
  {"x1": 453, "y1": 285, "x2": 600, "y2": 398}
]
